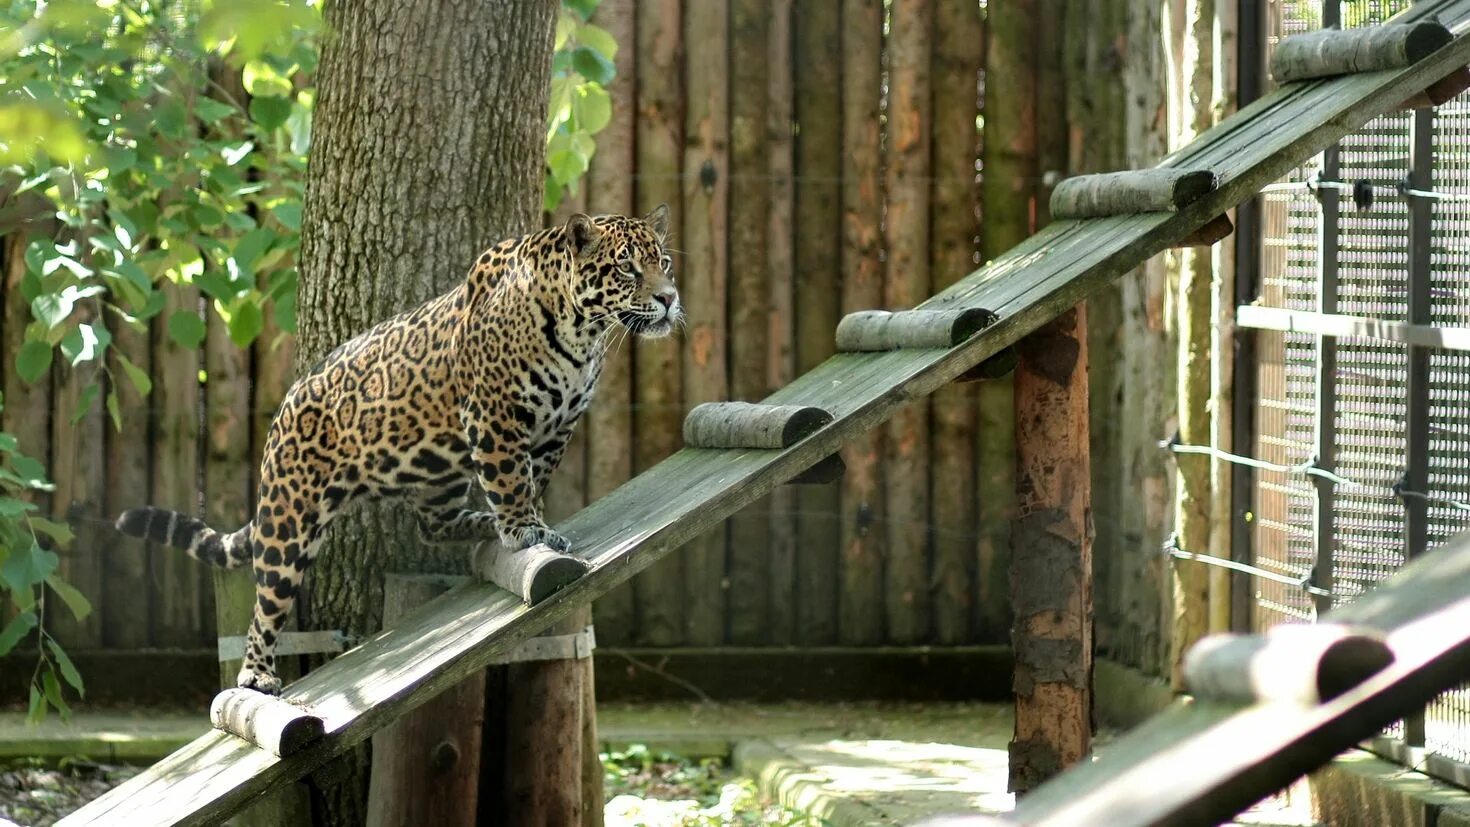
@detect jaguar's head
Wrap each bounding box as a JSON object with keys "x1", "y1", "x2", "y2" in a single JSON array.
[{"x1": 564, "y1": 205, "x2": 681, "y2": 338}]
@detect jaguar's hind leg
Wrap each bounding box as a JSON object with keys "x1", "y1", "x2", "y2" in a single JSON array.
[{"x1": 412, "y1": 481, "x2": 502, "y2": 544}]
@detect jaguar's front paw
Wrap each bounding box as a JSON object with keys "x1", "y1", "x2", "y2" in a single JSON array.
[
  {"x1": 236, "y1": 665, "x2": 283, "y2": 696},
  {"x1": 505, "y1": 524, "x2": 571, "y2": 552}
]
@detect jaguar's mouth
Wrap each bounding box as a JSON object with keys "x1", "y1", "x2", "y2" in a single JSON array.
[{"x1": 618, "y1": 310, "x2": 678, "y2": 338}]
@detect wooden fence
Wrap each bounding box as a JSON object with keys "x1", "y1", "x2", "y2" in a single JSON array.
[{"x1": 4, "y1": 1, "x2": 1184, "y2": 662}]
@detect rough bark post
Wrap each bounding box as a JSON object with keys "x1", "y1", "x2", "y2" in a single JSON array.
[
  {"x1": 292, "y1": 2, "x2": 556, "y2": 822},
  {"x1": 367, "y1": 575, "x2": 485, "y2": 827},
  {"x1": 631, "y1": 0, "x2": 686, "y2": 647},
  {"x1": 481, "y1": 606, "x2": 596, "y2": 827},
  {"x1": 792, "y1": 0, "x2": 843, "y2": 644},
  {"x1": 930, "y1": 0, "x2": 984, "y2": 645},
  {"x1": 680, "y1": 0, "x2": 729, "y2": 646},
  {"x1": 48, "y1": 305, "x2": 104, "y2": 649},
  {"x1": 1010, "y1": 305, "x2": 1093, "y2": 794},
  {"x1": 837, "y1": 0, "x2": 885, "y2": 646},
  {"x1": 103, "y1": 282, "x2": 151, "y2": 648},
  {"x1": 1170, "y1": 0, "x2": 1217, "y2": 688},
  {"x1": 584, "y1": 0, "x2": 637, "y2": 645},
  {"x1": 882, "y1": 0, "x2": 934, "y2": 645}
]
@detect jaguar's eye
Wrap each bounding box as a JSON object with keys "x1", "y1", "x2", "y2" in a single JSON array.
[
  {"x1": 617, "y1": 260, "x2": 641, "y2": 281},
  {"x1": 659, "y1": 255, "x2": 672, "y2": 272}
]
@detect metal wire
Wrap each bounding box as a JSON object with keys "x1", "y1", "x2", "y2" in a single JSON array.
[
  {"x1": 1160, "y1": 436, "x2": 1358, "y2": 487},
  {"x1": 1162, "y1": 534, "x2": 1332, "y2": 597}
]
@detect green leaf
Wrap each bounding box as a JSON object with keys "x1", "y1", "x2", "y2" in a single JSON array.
[
  {"x1": 195, "y1": 96, "x2": 237, "y2": 124},
  {"x1": 70, "y1": 382, "x2": 98, "y2": 424},
  {"x1": 571, "y1": 46, "x2": 615, "y2": 85},
  {"x1": 42, "y1": 670, "x2": 71, "y2": 719},
  {"x1": 564, "y1": 0, "x2": 599, "y2": 21},
  {"x1": 0, "y1": 433, "x2": 16, "y2": 453},
  {"x1": 273, "y1": 291, "x2": 297, "y2": 333},
  {"x1": 0, "y1": 611, "x2": 37, "y2": 657},
  {"x1": 167, "y1": 311, "x2": 207, "y2": 349},
  {"x1": 30, "y1": 517, "x2": 73, "y2": 547},
  {"x1": 548, "y1": 148, "x2": 589, "y2": 187},
  {"x1": 573, "y1": 85, "x2": 611, "y2": 134},
  {"x1": 27, "y1": 685, "x2": 43, "y2": 724},
  {"x1": 9, "y1": 454, "x2": 49, "y2": 489},
  {"x1": 116, "y1": 352, "x2": 153, "y2": 396},
  {"x1": 578, "y1": 24, "x2": 618, "y2": 61},
  {"x1": 46, "y1": 638, "x2": 85, "y2": 694},
  {"x1": 16, "y1": 341, "x2": 52, "y2": 383},
  {"x1": 0, "y1": 498, "x2": 36, "y2": 517},
  {"x1": 228, "y1": 300, "x2": 265, "y2": 347},
  {"x1": 106, "y1": 390, "x2": 122, "y2": 432},
  {"x1": 249, "y1": 95, "x2": 292, "y2": 131},
  {"x1": 32, "y1": 293, "x2": 74, "y2": 329},
  {"x1": 1, "y1": 541, "x2": 59, "y2": 592},
  {"x1": 231, "y1": 227, "x2": 277, "y2": 274},
  {"x1": 59, "y1": 323, "x2": 110, "y2": 366},
  {"x1": 271, "y1": 201, "x2": 302, "y2": 232}
]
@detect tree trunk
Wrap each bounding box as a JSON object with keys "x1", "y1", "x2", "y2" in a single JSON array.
[{"x1": 293, "y1": 2, "x2": 556, "y2": 823}]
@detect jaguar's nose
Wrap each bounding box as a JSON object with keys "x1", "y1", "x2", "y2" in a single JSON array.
[{"x1": 652, "y1": 290, "x2": 676, "y2": 311}]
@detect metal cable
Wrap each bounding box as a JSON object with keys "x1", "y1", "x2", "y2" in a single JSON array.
[{"x1": 1162, "y1": 534, "x2": 1332, "y2": 597}]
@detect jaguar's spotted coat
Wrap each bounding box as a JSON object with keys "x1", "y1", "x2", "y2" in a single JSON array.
[{"x1": 116, "y1": 207, "x2": 679, "y2": 694}]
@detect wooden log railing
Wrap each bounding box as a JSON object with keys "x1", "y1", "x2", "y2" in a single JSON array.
[{"x1": 61, "y1": 4, "x2": 1470, "y2": 824}]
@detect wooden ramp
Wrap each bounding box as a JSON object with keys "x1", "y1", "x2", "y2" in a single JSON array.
[
  {"x1": 926, "y1": 529, "x2": 1470, "y2": 827},
  {"x1": 63, "y1": 4, "x2": 1470, "y2": 825}
]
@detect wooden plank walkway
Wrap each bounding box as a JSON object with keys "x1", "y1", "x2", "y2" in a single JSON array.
[
  {"x1": 63, "y1": 4, "x2": 1470, "y2": 824},
  {"x1": 997, "y1": 528, "x2": 1470, "y2": 827}
]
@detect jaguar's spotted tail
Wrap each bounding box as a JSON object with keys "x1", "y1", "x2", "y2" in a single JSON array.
[{"x1": 114, "y1": 507, "x2": 253, "y2": 569}]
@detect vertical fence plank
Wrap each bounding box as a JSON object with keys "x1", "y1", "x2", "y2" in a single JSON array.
[
  {"x1": 978, "y1": 0, "x2": 1034, "y2": 649},
  {"x1": 2, "y1": 234, "x2": 53, "y2": 627},
  {"x1": 585, "y1": 0, "x2": 638, "y2": 646},
  {"x1": 929, "y1": 0, "x2": 984, "y2": 645},
  {"x1": 206, "y1": 308, "x2": 254, "y2": 684},
  {"x1": 632, "y1": 0, "x2": 686, "y2": 646},
  {"x1": 151, "y1": 286, "x2": 206, "y2": 648},
  {"x1": 104, "y1": 315, "x2": 152, "y2": 648},
  {"x1": 48, "y1": 307, "x2": 105, "y2": 648},
  {"x1": 837, "y1": 0, "x2": 886, "y2": 646},
  {"x1": 728, "y1": 0, "x2": 774, "y2": 645},
  {"x1": 883, "y1": 0, "x2": 934, "y2": 644},
  {"x1": 680, "y1": 0, "x2": 730, "y2": 646},
  {"x1": 764, "y1": 0, "x2": 799, "y2": 645},
  {"x1": 792, "y1": 0, "x2": 843, "y2": 645}
]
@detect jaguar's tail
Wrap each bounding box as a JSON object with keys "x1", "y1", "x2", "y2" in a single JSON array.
[{"x1": 114, "y1": 506, "x2": 253, "y2": 569}]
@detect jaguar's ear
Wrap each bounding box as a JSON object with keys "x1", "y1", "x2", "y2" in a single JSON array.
[
  {"x1": 566, "y1": 213, "x2": 601, "y2": 256},
  {"x1": 644, "y1": 203, "x2": 670, "y2": 241}
]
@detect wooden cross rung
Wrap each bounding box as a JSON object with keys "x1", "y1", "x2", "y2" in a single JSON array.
[
  {"x1": 835, "y1": 307, "x2": 998, "y2": 352},
  {"x1": 682, "y1": 401, "x2": 833, "y2": 450},
  {"x1": 1181, "y1": 623, "x2": 1394, "y2": 706},
  {"x1": 1049, "y1": 169, "x2": 1219, "y2": 219},
  {"x1": 1274, "y1": 22, "x2": 1453, "y2": 84},
  {"x1": 210, "y1": 688, "x2": 324, "y2": 758}
]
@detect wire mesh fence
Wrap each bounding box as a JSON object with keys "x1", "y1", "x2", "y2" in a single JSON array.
[{"x1": 1250, "y1": 0, "x2": 1470, "y2": 787}]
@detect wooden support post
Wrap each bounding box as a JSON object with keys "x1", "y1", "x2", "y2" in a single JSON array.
[
  {"x1": 1010, "y1": 305, "x2": 1092, "y2": 794},
  {"x1": 480, "y1": 605, "x2": 598, "y2": 827},
  {"x1": 367, "y1": 574, "x2": 486, "y2": 827}
]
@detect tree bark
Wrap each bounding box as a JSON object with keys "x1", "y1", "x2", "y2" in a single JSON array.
[{"x1": 293, "y1": 2, "x2": 555, "y2": 823}]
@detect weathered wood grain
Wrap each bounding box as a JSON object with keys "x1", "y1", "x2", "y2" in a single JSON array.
[
  {"x1": 150, "y1": 285, "x2": 207, "y2": 648},
  {"x1": 104, "y1": 312, "x2": 152, "y2": 648},
  {"x1": 728, "y1": 0, "x2": 775, "y2": 646},
  {"x1": 1273, "y1": 21, "x2": 1451, "y2": 83},
  {"x1": 584, "y1": 0, "x2": 637, "y2": 646},
  {"x1": 683, "y1": 403, "x2": 832, "y2": 450},
  {"x1": 680, "y1": 0, "x2": 730, "y2": 647},
  {"x1": 1004, "y1": 528, "x2": 1470, "y2": 827},
  {"x1": 929, "y1": 0, "x2": 984, "y2": 646},
  {"x1": 1049, "y1": 169, "x2": 1219, "y2": 218},
  {"x1": 631, "y1": 0, "x2": 686, "y2": 647},
  {"x1": 61, "y1": 10, "x2": 1470, "y2": 824},
  {"x1": 837, "y1": 0, "x2": 886, "y2": 646},
  {"x1": 792, "y1": 0, "x2": 844, "y2": 645},
  {"x1": 49, "y1": 310, "x2": 105, "y2": 648}
]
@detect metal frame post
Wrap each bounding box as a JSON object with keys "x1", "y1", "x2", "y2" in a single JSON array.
[
  {"x1": 1402, "y1": 101, "x2": 1434, "y2": 751},
  {"x1": 1230, "y1": 0, "x2": 1265, "y2": 634}
]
